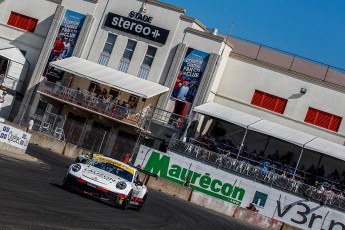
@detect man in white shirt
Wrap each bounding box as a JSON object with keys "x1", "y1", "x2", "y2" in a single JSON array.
[
  {"x1": 61, "y1": 38, "x2": 71, "y2": 59},
  {"x1": 177, "y1": 81, "x2": 190, "y2": 101}
]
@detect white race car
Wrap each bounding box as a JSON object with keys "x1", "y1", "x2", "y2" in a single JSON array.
[{"x1": 63, "y1": 153, "x2": 154, "y2": 211}]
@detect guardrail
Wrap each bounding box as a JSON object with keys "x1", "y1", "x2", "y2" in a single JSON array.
[{"x1": 168, "y1": 137, "x2": 345, "y2": 211}]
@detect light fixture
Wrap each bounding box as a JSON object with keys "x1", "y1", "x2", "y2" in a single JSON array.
[{"x1": 300, "y1": 88, "x2": 307, "y2": 94}]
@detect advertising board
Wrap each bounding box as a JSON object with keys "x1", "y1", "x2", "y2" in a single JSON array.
[
  {"x1": 0, "y1": 123, "x2": 31, "y2": 150},
  {"x1": 135, "y1": 146, "x2": 345, "y2": 230}
]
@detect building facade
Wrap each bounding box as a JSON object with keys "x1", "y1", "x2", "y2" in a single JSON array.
[{"x1": 0, "y1": 0, "x2": 345, "y2": 157}]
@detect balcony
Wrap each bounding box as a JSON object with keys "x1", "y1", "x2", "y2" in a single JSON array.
[{"x1": 37, "y1": 80, "x2": 150, "y2": 128}]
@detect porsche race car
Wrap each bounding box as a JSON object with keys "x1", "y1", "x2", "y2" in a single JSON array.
[{"x1": 63, "y1": 153, "x2": 154, "y2": 211}]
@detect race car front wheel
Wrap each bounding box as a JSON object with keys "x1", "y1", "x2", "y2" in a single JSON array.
[
  {"x1": 121, "y1": 190, "x2": 132, "y2": 210},
  {"x1": 137, "y1": 194, "x2": 147, "y2": 212}
]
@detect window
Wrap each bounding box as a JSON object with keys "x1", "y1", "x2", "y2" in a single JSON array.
[
  {"x1": 304, "y1": 108, "x2": 342, "y2": 132},
  {"x1": 118, "y1": 40, "x2": 137, "y2": 72},
  {"x1": 122, "y1": 40, "x2": 137, "y2": 61},
  {"x1": 138, "y1": 46, "x2": 157, "y2": 79},
  {"x1": 251, "y1": 90, "x2": 288, "y2": 114},
  {"x1": 7, "y1": 12, "x2": 38, "y2": 32},
  {"x1": 142, "y1": 46, "x2": 157, "y2": 68},
  {"x1": 98, "y1": 33, "x2": 117, "y2": 66}
]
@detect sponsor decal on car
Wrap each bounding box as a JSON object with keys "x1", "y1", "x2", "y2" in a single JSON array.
[{"x1": 84, "y1": 168, "x2": 118, "y2": 183}]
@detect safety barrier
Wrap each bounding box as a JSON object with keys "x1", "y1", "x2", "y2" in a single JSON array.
[
  {"x1": 146, "y1": 176, "x2": 192, "y2": 201},
  {"x1": 233, "y1": 207, "x2": 283, "y2": 230},
  {"x1": 190, "y1": 191, "x2": 237, "y2": 217},
  {"x1": 140, "y1": 171, "x2": 303, "y2": 230}
]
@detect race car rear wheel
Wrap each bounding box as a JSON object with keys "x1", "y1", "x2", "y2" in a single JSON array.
[{"x1": 121, "y1": 190, "x2": 132, "y2": 210}]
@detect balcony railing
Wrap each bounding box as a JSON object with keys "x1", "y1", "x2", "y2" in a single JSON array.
[
  {"x1": 98, "y1": 54, "x2": 110, "y2": 66},
  {"x1": 138, "y1": 66, "x2": 150, "y2": 80},
  {"x1": 37, "y1": 80, "x2": 150, "y2": 128},
  {"x1": 168, "y1": 136, "x2": 345, "y2": 211},
  {"x1": 118, "y1": 59, "x2": 130, "y2": 73}
]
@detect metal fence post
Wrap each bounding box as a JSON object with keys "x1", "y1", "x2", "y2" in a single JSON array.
[{"x1": 98, "y1": 131, "x2": 107, "y2": 153}]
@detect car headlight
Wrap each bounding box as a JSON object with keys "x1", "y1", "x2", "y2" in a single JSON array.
[
  {"x1": 72, "y1": 164, "x2": 81, "y2": 172},
  {"x1": 116, "y1": 181, "x2": 127, "y2": 190}
]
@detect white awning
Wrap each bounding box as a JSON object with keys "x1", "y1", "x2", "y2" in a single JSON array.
[
  {"x1": 49, "y1": 57, "x2": 169, "y2": 98},
  {"x1": 0, "y1": 41, "x2": 28, "y2": 91},
  {"x1": 0, "y1": 41, "x2": 26, "y2": 65},
  {"x1": 248, "y1": 120, "x2": 316, "y2": 147},
  {"x1": 193, "y1": 102, "x2": 262, "y2": 128},
  {"x1": 194, "y1": 102, "x2": 345, "y2": 161},
  {"x1": 305, "y1": 138, "x2": 345, "y2": 162}
]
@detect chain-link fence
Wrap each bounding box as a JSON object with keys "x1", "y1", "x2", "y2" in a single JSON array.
[
  {"x1": 168, "y1": 136, "x2": 345, "y2": 211},
  {"x1": 30, "y1": 112, "x2": 137, "y2": 161}
]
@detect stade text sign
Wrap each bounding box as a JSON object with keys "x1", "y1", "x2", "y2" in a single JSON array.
[
  {"x1": 104, "y1": 12, "x2": 170, "y2": 44},
  {"x1": 143, "y1": 151, "x2": 245, "y2": 205}
]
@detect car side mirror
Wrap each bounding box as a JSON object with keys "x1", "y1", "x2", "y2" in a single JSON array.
[{"x1": 135, "y1": 181, "x2": 143, "y2": 186}]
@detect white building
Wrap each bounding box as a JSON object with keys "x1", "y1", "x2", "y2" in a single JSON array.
[
  {"x1": 0, "y1": 0, "x2": 344, "y2": 160},
  {"x1": 1, "y1": 0, "x2": 345, "y2": 227}
]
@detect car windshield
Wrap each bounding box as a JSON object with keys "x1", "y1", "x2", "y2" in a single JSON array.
[{"x1": 86, "y1": 159, "x2": 133, "y2": 182}]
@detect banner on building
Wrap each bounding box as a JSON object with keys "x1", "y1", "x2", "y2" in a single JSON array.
[
  {"x1": 0, "y1": 123, "x2": 31, "y2": 150},
  {"x1": 171, "y1": 48, "x2": 210, "y2": 104},
  {"x1": 46, "y1": 10, "x2": 86, "y2": 82}
]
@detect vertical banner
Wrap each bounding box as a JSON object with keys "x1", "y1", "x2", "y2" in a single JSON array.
[
  {"x1": 171, "y1": 48, "x2": 210, "y2": 104},
  {"x1": 46, "y1": 10, "x2": 86, "y2": 82}
]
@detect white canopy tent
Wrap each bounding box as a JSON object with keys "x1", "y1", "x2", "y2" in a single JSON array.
[
  {"x1": 193, "y1": 102, "x2": 345, "y2": 162},
  {"x1": 49, "y1": 57, "x2": 169, "y2": 99}
]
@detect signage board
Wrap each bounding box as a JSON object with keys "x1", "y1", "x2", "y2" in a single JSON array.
[
  {"x1": 104, "y1": 12, "x2": 170, "y2": 44},
  {"x1": 0, "y1": 123, "x2": 31, "y2": 150},
  {"x1": 135, "y1": 146, "x2": 345, "y2": 230},
  {"x1": 46, "y1": 10, "x2": 86, "y2": 82}
]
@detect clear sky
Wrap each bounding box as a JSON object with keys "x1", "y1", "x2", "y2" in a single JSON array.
[{"x1": 161, "y1": 0, "x2": 345, "y2": 70}]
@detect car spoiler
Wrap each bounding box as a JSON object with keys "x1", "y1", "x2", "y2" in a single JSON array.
[{"x1": 134, "y1": 166, "x2": 158, "y2": 179}]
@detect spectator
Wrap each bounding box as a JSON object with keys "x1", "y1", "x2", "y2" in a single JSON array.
[
  {"x1": 317, "y1": 165, "x2": 325, "y2": 178},
  {"x1": 26, "y1": 117, "x2": 34, "y2": 133},
  {"x1": 281, "y1": 171, "x2": 288, "y2": 178},
  {"x1": 272, "y1": 150, "x2": 280, "y2": 161},
  {"x1": 101, "y1": 88, "x2": 108, "y2": 97},
  {"x1": 94, "y1": 85, "x2": 102, "y2": 97}
]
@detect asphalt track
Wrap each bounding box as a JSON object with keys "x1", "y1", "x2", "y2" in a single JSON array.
[{"x1": 0, "y1": 144, "x2": 262, "y2": 230}]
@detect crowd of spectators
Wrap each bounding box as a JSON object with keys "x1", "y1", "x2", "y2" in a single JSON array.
[{"x1": 189, "y1": 133, "x2": 345, "y2": 198}]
